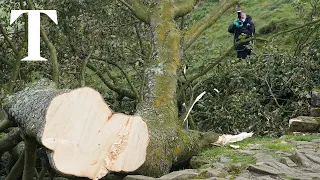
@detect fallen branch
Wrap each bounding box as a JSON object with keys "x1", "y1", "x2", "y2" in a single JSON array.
[
  {"x1": 213, "y1": 132, "x2": 254, "y2": 146},
  {"x1": 183, "y1": 92, "x2": 206, "y2": 128},
  {"x1": 0, "y1": 128, "x2": 22, "y2": 153},
  {"x1": 6, "y1": 151, "x2": 25, "y2": 180},
  {"x1": 0, "y1": 120, "x2": 14, "y2": 132}
]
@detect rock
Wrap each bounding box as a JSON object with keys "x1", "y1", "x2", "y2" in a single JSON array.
[
  {"x1": 310, "y1": 107, "x2": 320, "y2": 117},
  {"x1": 235, "y1": 177, "x2": 251, "y2": 180},
  {"x1": 190, "y1": 156, "x2": 214, "y2": 169},
  {"x1": 274, "y1": 151, "x2": 293, "y2": 157},
  {"x1": 291, "y1": 150, "x2": 320, "y2": 168},
  {"x1": 289, "y1": 116, "x2": 320, "y2": 132},
  {"x1": 290, "y1": 141, "x2": 314, "y2": 146},
  {"x1": 264, "y1": 161, "x2": 296, "y2": 175},
  {"x1": 247, "y1": 164, "x2": 282, "y2": 175},
  {"x1": 103, "y1": 174, "x2": 125, "y2": 180},
  {"x1": 124, "y1": 175, "x2": 156, "y2": 180},
  {"x1": 304, "y1": 153, "x2": 320, "y2": 164},
  {"x1": 292, "y1": 173, "x2": 320, "y2": 179},
  {"x1": 248, "y1": 144, "x2": 263, "y2": 150},
  {"x1": 190, "y1": 178, "x2": 226, "y2": 180},
  {"x1": 238, "y1": 150, "x2": 256, "y2": 155},
  {"x1": 212, "y1": 162, "x2": 226, "y2": 169},
  {"x1": 235, "y1": 170, "x2": 255, "y2": 180},
  {"x1": 254, "y1": 153, "x2": 276, "y2": 163},
  {"x1": 204, "y1": 168, "x2": 227, "y2": 177},
  {"x1": 311, "y1": 139, "x2": 320, "y2": 143},
  {"x1": 279, "y1": 157, "x2": 297, "y2": 167},
  {"x1": 311, "y1": 89, "x2": 320, "y2": 107},
  {"x1": 256, "y1": 176, "x2": 277, "y2": 180},
  {"x1": 219, "y1": 156, "x2": 232, "y2": 163},
  {"x1": 158, "y1": 169, "x2": 202, "y2": 180},
  {"x1": 249, "y1": 160, "x2": 296, "y2": 176}
]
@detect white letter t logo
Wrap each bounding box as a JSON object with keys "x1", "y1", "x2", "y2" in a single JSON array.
[{"x1": 10, "y1": 10, "x2": 58, "y2": 61}]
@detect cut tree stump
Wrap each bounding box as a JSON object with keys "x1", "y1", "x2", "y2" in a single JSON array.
[{"x1": 3, "y1": 80, "x2": 149, "y2": 180}]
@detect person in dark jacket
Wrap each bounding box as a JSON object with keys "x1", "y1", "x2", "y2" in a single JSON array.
[{"x1": 228, "y1": 11, "x2": 255, "y2": 59}]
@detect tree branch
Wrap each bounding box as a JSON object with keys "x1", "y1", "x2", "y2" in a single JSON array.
[
  {"x1": 0, "y1": 120, "x2": 15, "y2": 132},
  {"x1": 86, "y1": 63, "x2": 137, "y2": 99},
  {"x1": 118, "y1": 0, "x2": 151, "y2": 23},
  {"x1": 0, "y1": 24, "x2": 20, "y2": 58},
  {"x1": 0, "y1": 24, "x2": 22, "y2": 94},
  {"x1": 0, "y1": 128, "x2": 22, "y2": 153},
  {"x1": 27, "y1": 0, "x2": 59, "y2": 87},
  {"x1": 91, "y1": 56, "x2": 140, "y2": 100},
  {"x1": 0, "y1": 56, "x2": 12, "y2": 67},
  {"x1": 180, "y1": 36, "x2": 267, "y2": 94},
  {"x1": 112, "y1": 57, "x2": 140, "y2": 101},
  {"x1": 38, "y1": 158, "x2": 49, "y2": 180},
  {"x1": 183, "y1": 0, "x2": 239, "y2": 50},
  {"x1": 172, "y1": 0, "x2": 199, "y2": 18},
  {"x1": 6, "y1": 151, "x2": 25, "y2": 180},
  {"x1": 269, "y1": 18, "x2": 320, "y2": 40},
  {"x1": 80, "y1": 50, "x2": 94, "y2": 87},
  {"x1": 134, "y1": 24, "x2": 146, "y2": 57},
  {"x1": 19, "y1": 0, "x2": 28, "y2": 44},
  {"x1": 22, "y1": 136, "x2": 37, "y2": 180}
]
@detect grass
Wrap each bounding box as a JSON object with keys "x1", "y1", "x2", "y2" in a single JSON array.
[
  {"x1": 199, "y1": 134, "x2": 320, "y2": 165},
  {"x1": 263, "y1": 143, "x2": 295, "y2": 151},
  {"x1": 200, "y1": 146, "x2": 257, "y2": 165},
  {"x1": 231, "y1": 137, "x2": 272, "y2": 148},
  {"x1": 199, "y1": 136, "x2": 298, "y2": 167},
  {"x1": 282, "y1": 134, "x2": 320, "y2": 142}
]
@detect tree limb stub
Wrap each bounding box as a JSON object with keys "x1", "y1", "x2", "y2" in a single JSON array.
[{"x1": 4, "y1": 79, "x2": 149, "y2": 179}]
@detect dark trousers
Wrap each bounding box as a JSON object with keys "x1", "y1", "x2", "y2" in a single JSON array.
[{"x1": 237, "y1": 48, "x2": 252, "y2": 59}]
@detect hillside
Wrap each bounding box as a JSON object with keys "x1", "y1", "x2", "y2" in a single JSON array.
[{"x1": 186, "y1": 0, "x2": 301, "y2": 63}]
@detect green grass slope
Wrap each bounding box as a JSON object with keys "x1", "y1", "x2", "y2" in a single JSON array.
[{"x1": 186, "y1": 0, "x2": 302, "y2": 63}]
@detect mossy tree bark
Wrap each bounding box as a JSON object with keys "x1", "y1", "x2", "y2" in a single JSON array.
[{"x1": 120, "y1": 0, "x2": 239, "y2": 177}]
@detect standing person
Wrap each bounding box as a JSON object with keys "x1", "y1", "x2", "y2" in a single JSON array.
[{"x1": 228, "y1": 11, "x2": 255, "y2": 59}]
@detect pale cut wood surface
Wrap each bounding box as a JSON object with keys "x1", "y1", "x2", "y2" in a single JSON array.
[{"x1": 43, "y1": 87, "x2": 149, "y2": 179}]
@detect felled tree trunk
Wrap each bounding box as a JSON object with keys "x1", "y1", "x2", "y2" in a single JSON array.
[
  {"x1": 3, "y1": 79, "x2": 149, "y2": 180},
  {"x1": 3, "y1": 79, "x2": 211, "y2": 179}
]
